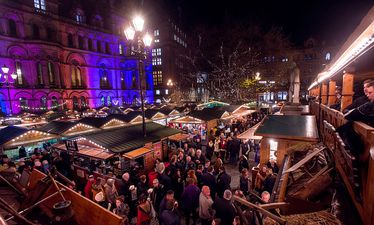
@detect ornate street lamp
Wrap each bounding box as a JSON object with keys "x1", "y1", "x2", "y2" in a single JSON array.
[
  {"x1": 124, "y1": 16, "x2": 152, "y2": 137},
  {"x1": 1, "y1": 64, "x2": 18, "y2": 115}
]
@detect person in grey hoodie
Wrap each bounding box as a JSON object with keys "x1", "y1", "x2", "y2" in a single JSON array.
[{"x1": 199, "y1": 186, "x2": 214, "y2": 225}]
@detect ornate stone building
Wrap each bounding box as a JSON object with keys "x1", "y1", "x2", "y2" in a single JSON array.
[{"x1": 0, "y1": 0, "x2": 154, "y2": 115}]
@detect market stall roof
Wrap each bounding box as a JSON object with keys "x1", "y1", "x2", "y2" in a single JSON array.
[
  {"x1": 79, "y1": 117, "x2": 109, "y2": 128},
  {"x1": 197, "y1": 101, "x2": 230, "y2": 109},
  {"x1": 237, "y1": 123, "x2": 263, "y2": 140},
  {"x1": 145, "y1": 109, "x2": 167, "y2": 120},
  {"x1": 37, "y1": 121, "x2": 78, "y2": 134},
  {"x1": 80, "y1": 122, "x2": 181, "y2": 153},
  {"x1": 221, "y1": 104, "x2": 250, "y2": 113},
  {"x1": 168, "y1": 133, "x2": 190, "y2": 142},
  {"x1": 37, "y1": 120, "x2": 98, "y2": 136},
  {"x1": 255, "y1": 115, "x2": 319, "y2": 142},
  {"x1": 0, "y1": 126, "x2": 57, "y2": 148},
  {"x1": 123, "y1": 147, "x2": 151, "y2": 159},
  {"x1": 188, "y1": 108, "x2": 230, "y2": 121},
  {"x1": 158, "y1": 108, "x2": 181, "y2": 116},
  {"x1": 0, "y1": 126, "x2": 28, "y2": 146},
  {"x1": 108, "y1": 112, "x2": 144, "y2": 123},
  {"x1": 53, "y1": 143, "x2": 114, "y2": 160}
]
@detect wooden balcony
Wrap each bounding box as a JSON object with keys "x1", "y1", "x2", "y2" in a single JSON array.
[{"x1": 310, "y1": 101, "x2": 374, "y2": 225}]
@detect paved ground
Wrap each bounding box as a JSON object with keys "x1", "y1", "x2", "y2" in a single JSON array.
[{"x1": 214, "y1": 150, "x2": 258, "y2": 188}]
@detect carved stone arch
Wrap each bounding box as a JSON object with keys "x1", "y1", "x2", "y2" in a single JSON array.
[
  {"x1": 96, "y1": 57, "x2": 113, "y2": 68},
  {"x1": 66, "y1": 52, "x2": 87, "y2": 66},
  {"x1": 7, "y1": 45, "x2": 28, "y2": 58},
  {"x1": 33, "y1": 91, "x2": 49, "y2": 100},
  {"x1": 14, "y1": 91, "x2": 32, "y2": 100},
  {"x1": 47, "y1": 91, "x2": 62, "y2": 99},
  {"x1": 68, "y1": 91, "x2": 89, "y2": 98},
  {"x1": 4, "y1": 11, "x2": 23, "y2": 22},
  {"x1": 98, "y1": 91, "x2": 115, "y2": 98}
]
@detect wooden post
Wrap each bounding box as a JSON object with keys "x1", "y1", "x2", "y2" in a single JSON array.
[
  {"x1": 321, "y1": 83, "x2": 328, "y2": 105},
  {"x1": 341, "y1": 73, "x2": 354, "y2": 112},
  {"x1": 327, "y1": 80, "x2": 336, "y2": 106}
]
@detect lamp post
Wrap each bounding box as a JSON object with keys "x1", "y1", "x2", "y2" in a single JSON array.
[
  {"x1": 255, "y1": 72, "x2": 261, "y2": 108},
  {"x1": 1, "y1": 64, "x2": 18, "y2": 116},
  {"x1": 124, "y1": 16, "x2": 152, "y2": 137}
]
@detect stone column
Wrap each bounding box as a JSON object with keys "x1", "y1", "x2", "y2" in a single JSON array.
[
  {"x1": 327, "y1": 80, "x2": 336, "y2": 106},
  {"x1": 321, "y1": 83, "x2": 328, "y2": 105},
  {"x1": 341, "y1": 73, "x2": 354, "y2": 112}
]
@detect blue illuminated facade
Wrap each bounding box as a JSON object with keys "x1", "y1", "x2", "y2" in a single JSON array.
[{"x1": 0, "y1": 0, "x2": 154, "y2": 115}]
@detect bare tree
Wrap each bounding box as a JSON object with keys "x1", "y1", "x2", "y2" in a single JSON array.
[{"x1": 181, "y1": 24, "x2": 293, "y2": 102}]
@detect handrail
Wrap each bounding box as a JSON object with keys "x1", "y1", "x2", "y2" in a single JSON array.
[{"x1": 310, "y1": 101, "x2": 374, "y2": 225}]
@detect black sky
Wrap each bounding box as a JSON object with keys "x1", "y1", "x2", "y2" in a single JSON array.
[{"x1": 174, "y1": 0, "x2": 373, "y2": 46}]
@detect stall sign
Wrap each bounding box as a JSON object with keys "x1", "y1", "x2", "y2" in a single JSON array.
[{"x1": 65, "y1": 140, "x2": 78, "y2": 152}]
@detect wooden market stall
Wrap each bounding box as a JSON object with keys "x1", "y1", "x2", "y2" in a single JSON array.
[
  {"x1": 254, "y1": 115, "x2": 319, "y2": 165},
  {"x1": 71, "y1": 122, "x2": 181, "y2": 174},
  {"x1": 170, "y1": 108, "x2": 230, "y2": 138},
  {"x1": 0, "y1": 126, "x2": 58, "y2": 158}
]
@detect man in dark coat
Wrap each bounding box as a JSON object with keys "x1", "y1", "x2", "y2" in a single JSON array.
[
  {"x1": 344, "y1": 82, "x2": 374, "y2": 127},
  {"x1": 181, "y1": 178, "x2": 200, "y2": 225},
  {"x1": 160, "y1": 200, "x2": 181, "y2": 225},
  {"x1": 343, "y1": 79, "x2": 372, "y2": 113},
  {"x1": 150, "y1": 179, "x2": 165, "y2": 211},
  {"x1": 118, "y1": 172, "x2": 132, "y2": 202},
  {"x1": 212, "y1": 190, "x2": 236, "y2": 225},
  {"x1": 263, "y1": 169, "x2": 276, "y2": 194},
  {"x1": 201, "y1": 166, "x2": 217, "y2": 199},
  {"x1": 216, "y1": 166, "x2": 231, "y2": 198}
]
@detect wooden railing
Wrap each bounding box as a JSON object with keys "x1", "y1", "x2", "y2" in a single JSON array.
[{"x1": 310, "y1": 101, "x2": 374, "y2": 225}]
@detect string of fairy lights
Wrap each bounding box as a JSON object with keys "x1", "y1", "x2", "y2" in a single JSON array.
[{"x1": 14, "y1": 101, "x2": 68, "y2": 111}]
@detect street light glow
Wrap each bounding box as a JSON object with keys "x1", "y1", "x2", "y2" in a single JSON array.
[
  {"x1": 124, "y1": 26, "x2": 135, "y2": 40},
  {"x1": 1, "y1": 64, "x2": 9, "y2": 74},
  {"x1": 10, "y1": 72, "x2": 17, "y2": 80},
  {"x1": 132, "y1": 16, "x2": 144, "y2": 32},
  {"x1": 142, "y1": 33, "x2": 153, "y2": 47}
]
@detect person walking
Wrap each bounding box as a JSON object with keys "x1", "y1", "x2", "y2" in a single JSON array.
[
  {"x1": 181, "y1": 178, "x2": 200, "y2": 225},
  {"x1": 199, "y1": 186, "x2": 214, "y2": 225}
]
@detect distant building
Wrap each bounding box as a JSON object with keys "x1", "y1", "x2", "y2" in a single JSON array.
[
  {"x1": 257, "y1": 38, "x2": 336, "y2": 102},
  {"x1": 0, "y1": 0, "x2": 154, "y2": 115},
  {"x1": 142, "y1": 0, "x2": 191, "y2": 103}
]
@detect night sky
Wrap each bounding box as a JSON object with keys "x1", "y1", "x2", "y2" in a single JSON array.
[{"x1": 174, "y1": 0, "x2": 373, "y2": 46}]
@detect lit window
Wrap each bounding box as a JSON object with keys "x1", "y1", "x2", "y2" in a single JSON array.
[
  {"x1": 156, "y1": 48, "x2": 161, "y2": 56},
  {"x1": 157, "y1": 71, "x2": 162, "y2": 83},
  {"x1": 152, "y1": 49, "x2": 157, "y2": 57},
  {"x1": 165, "y1": 89, "x2": 169, "y2": 95},
  {"x1": 119, "y1": 44, "x2": 123, "y2": 55},
  {"x1": 154, "y1": 39, "x2": 160, "y2": 43},
  {"x1": 156, "y1": 90, "x2": 160, "y2": 95},
  {"x1": 174, "y1": 34, "x2": 177, "y2": 41},
  {"x1": 157, "y1": 58, "x2": 162, "y2": 65},
  {"x1": 152, "y1": 58, "x2": 157, "y2": 65},
  {"x1": 153, "y1": 71, "x2": 158, "y2": 85},
  {"x1": 75, "y1": 10, "x2": 85, "y2": 24},
  {"x1": 154, "y1": 29, "x2": 159, "y2": 36},
  {"x1": 325, "y1": 52, "x2": 331, "y2": 61},
  {"x1": 34, "y1": 0, "x2": 46, "y2": 11}
]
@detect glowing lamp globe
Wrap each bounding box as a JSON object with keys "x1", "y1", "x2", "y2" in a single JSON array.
[
  {"x1": 142, "y1": 33, "x2": 153, "y2": 47},
  {"x1": 1, "y1": 65, "x2": 9, "y2": 74},
  {"x1": 124, "y1": 26, "x2": 135, "y2": 40},
  {"x1": 132, "y1": 16, "x2": 144, "y2": 32}
]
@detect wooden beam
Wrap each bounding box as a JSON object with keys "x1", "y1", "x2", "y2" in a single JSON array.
[
  {"x1": 259, "y1": 202, "x2": 290, "y2": 210},
  {"x1": 341, "y1": 72, "x2": 354, "y2": 112},
  {"x1": 285, "y1": 148, "x2": 324, "y2": 173},
  {"x1": 327, "y1": 80, "x2": 337, "y2": 106},
  {"x1": 232, "y1": 195, "x2": 287, "y2": 225},
  {"x1": 321, "y1": 83, "x2": 328, "y2": 105}
]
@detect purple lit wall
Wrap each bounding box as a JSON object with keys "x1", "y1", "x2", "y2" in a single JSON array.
[{"x1": 0, "y1": 2, "x2": 154, "y2": 116}]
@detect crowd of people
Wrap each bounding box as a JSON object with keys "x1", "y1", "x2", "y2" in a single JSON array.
[{"x1": 0, "y1": 112, "x2": 279, "y2": 225}]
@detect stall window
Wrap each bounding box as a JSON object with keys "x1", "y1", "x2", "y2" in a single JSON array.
[{"x1": 269, "y1": 139, "x2": 278, "y2": 160}]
